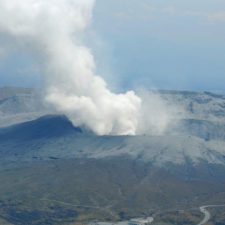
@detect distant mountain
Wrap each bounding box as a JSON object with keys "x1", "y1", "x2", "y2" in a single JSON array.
[
  {"x1": 1, "y1": 86, "x2": 225, "y2": 135},
  {"x1": 160, "y1": 90, "x2": 225, "y2": 122},
  {"x1": 1, "y1": 88, "x2": 225, "y2": 224},
  {"x1": 0, "y1": 87, "x2": 50, "y2": 127},
  {"x1": 160, "y1": 90, "x2": 225, "y2": 141},
  {"x1": 0, "y1": 86, "x2": 33, "y2": 101}
]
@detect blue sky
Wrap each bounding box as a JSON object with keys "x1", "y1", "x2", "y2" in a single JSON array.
[{"x1": 1, "y1": 0, "x2": 225, "y2": 91}]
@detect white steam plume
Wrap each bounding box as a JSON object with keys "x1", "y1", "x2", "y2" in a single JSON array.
[
  {"x1": 0, "y1": 0, "x2": 173, "y2": 136},
  {"x1": 0, "y1": 0, "x2": 141, "y2": 135}
]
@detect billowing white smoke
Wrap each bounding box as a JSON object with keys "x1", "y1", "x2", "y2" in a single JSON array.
[
  {"x1": 137, "y1": 90, "x2": 175, "y2": 135},
  {"x1": 0, "y1": 0, "x2": 172, "y2": 135},
  {"x1": 0, "y1": 0, "x2": 142, "y2": 135}
]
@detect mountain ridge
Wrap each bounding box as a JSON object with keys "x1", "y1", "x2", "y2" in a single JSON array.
[{"x1": 0, "y1": 114, "x2": 225, "y2": 168}]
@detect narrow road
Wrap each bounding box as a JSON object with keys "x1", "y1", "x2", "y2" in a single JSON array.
[
  {"x1": 197, "y1": 204, "x2": 225, "y2": 225},
  {"x1": 198, "y1": 206, "x2": 211, "y2": 225}
]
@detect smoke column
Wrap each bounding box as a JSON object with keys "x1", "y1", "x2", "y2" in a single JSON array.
[
  {"x1": 0, "y1": 0, "x2": 142, "y2": 135},
  {"x1": 0, "y1": 0, "x2": 174, "y2": 135}
]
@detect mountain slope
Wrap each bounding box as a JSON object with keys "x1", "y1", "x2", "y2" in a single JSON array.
[
  {"x1": 0, "y1": 115, "x2": 225, "y2": 224},
  {"x1": 1, "y1": 88, "x2": 225, "y2": 224},
  {"x1": 0, "y1": 115, "x2": 225, "y2": 167}
]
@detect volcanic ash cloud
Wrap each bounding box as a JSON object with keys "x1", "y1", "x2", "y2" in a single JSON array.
[
  {"x1": 0, "y1": 0, "x2": 142, "y2": 135},
  {"x1": 0, "y1": 0, "x2": 173, "y2": 136}
]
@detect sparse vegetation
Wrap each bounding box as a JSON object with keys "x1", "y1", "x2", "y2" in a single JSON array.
[{"x1": 1, "y1": 88, "x2": 225, "y2": 224}]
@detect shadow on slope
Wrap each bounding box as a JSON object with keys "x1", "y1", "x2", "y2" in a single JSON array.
[{"x1": 0, "y1": 115, "x2": 82, "y2": 141}]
